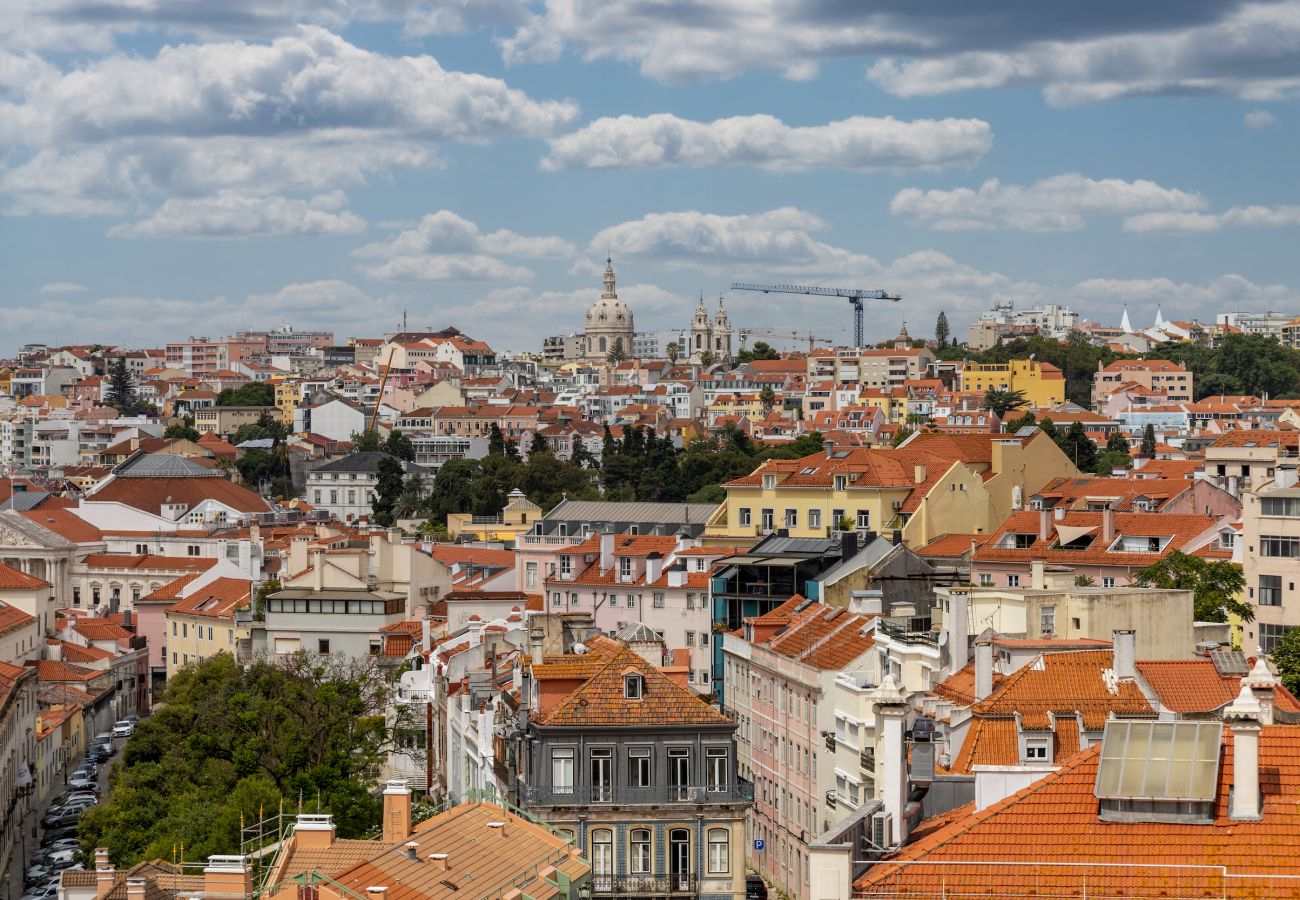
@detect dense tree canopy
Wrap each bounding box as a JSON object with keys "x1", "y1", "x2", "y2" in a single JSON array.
[
  {"x1": 1269, "y1": 627, "x2": 1300, "y2": 696},
  {"x1": 79, "y1": 654, "x2": 403, "y2": 865},
  {"x1": 217, "y1": 382, "x2": 276, "y2": 407},
  {"x1": 1134, "y1": 551, "x2": 1250, "y2": 623}
]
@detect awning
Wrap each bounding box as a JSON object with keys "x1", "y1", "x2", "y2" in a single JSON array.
[{"x1": 1054, "y1": 523, "x2": 1098, "y2": 546}]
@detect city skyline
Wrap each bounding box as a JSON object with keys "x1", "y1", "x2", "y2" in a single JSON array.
[{"x1": 4, "y1": 2, "x2": 1300, "y2": 350}]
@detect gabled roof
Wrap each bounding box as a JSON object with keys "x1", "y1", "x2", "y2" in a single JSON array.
[
  {"x1": 0, "y1": 561, "x2": 48, "y2": 590},
  {"x1": 89, "y1": 472, "x2": 271, "y2": 515},
  {"x1": 166, "y1": 577, "x2": 252, "y2": 619}
]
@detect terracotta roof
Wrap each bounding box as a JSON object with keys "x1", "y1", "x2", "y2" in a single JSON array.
[
  {"x1": 0, "y1": 600, "x2": 35, "y2": 635},
  {"x1": 139, "y1": 573, "x2": 203, "y2": 602},
  {"x1": 33, "y1": 659, "x2": 101, "y2": 683},
  {"x1": 857, "y1": 727, "x2": 1300, "y2": 897},
  {"x1": 974, "y1": 509, "x2": 1219, "y2": 567},
  {"x1": 83, "y1": 553, "x2": 218, "y2": 571},
  {"x1": 71, "y1": 618, "x2": 133, "y2": 641},
  {"x1": 915, "y1": 533, "x2": 990, "y2": 558},
  {"x1": 537, "y1": 645, "x2": 730, "y2": 727},
  {"x1": 166, "y1": 577, "x2": 251, "y2": 619},
  {"x1": 89, "y1": 473, "x2": 271, "y2": 514},
  {"x1": 57, "y1": 640, "x2": 116, "y2": 663},
  {"x1": 0, "y1": 561, "x2": 48, "y2": 590},
  {"x1": 19, "y1": 508, "x2": 105, "y2": 542},
  {"x1": 931, "y1": 661, "x2": 1003, "y2": 707},
  {"x1": 762, "y1": 604, "x2": 876, "y2": 670}
]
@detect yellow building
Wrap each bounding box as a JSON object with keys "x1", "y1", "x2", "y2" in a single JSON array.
[
  {"x1": 163, "y1": 577, "x2": 251, "y2": 675},
  {"x1": 274, "y1": 378, "x2": 304, "y2": 416},
  {"x1": 35, "y1": 705, "x2": 84, "y2": 802},
  {"x1": 705, "y1": 430, "x2": 1078, "y2": 547},
  {"x1": 447, "y1": 488, "x2": 541, "y2": 542},
  {"x1": 0, "y1": 368, "x2": 11, "y2": 396},
  {"x1": 859, "y1": 389, "x2": 910, "y2": 425},
  {"x1": 708, "y1": 393, "x2": 765, "y2": 422},
  {"x1": 960, "y1": 359, "x2": 1066, "y2": 409}
]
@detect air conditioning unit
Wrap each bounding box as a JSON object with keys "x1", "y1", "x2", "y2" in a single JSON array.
[
  {"x1": 870, "y1": 810, "x2": 893, "y2": 850},
  {"x1": 892, "y1": 500, "x2": 903, "y2": 510}
]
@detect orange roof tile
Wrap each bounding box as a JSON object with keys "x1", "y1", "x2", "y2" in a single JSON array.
[{"x1": 0, "y1": 561, "x2": 48, "y2": 590}]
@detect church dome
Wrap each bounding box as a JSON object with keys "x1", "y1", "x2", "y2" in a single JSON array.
[{"x1": 585, "y1": 257, "x2": 634, "y2": 330}]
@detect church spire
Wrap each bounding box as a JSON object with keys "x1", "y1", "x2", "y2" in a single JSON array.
[
  {"x1": 1120, "y1": 305, "x2": 1132, "y2": 334},
  {"x1": 602, "y1": 255, "x2": 617, "y2": 298}
]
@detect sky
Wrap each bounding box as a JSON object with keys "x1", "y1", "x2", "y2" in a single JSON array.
[{"x1": 3, "y1": 0, "x2": 1300, "y2": 354}]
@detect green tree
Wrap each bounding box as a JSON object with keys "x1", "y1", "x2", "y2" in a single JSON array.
[
  {"x1": 935, "y1": 310, "x2": 950, "y2": 347},
  {"x1": 1074, "y1": 575, "x2": 1096, "y2": 587},
  {"x1": 1134, "y1": 551, "x2": 1251, "y2": 623},
  {"x1": 486, "y1": 423, "x2": 519, "y2": 461},
  {"x1": 1004, "y1": 410, "x2": 1037, "y2": 434},
  {"x1": 606, "y1": 338, "x2": 628, "y2": 365},
  {"x1": 422, "y1": 458, "x2": 479, "y2": 525},
  {"x1": 1268, "y1": 626, "x2": 1300, "y2": 695},
  {"x1": 106, "y1": 358, "x2": 136, "y2": 409},
  {"x1": 351, "y1": 430, "x2": 382, "y2": 452},
  {"x1": 1062, "y1": 422, "x2": 1098, "y2": 472},
  {"x1": 759, "y1": 386, "x2": 777, "y2": 415},
  {"x1": 164, "y1": 417, "x2": 200, "y2": 442},
  {"x1": 528, "y1": 431, "x2": 549, "y2": 458},
  {"x1": 1140, "y1": 423, "x2": 1157, "y2": 456},
  {"x1": 393, "y1": 474, "x2": 425, "y2": 520},
  {"x1": 371, "y1": 455, "x2": 406, "y2": 526},
  {"x1": 984, "y1": 388, "x2": 1028, "y2": 418},
  {"x1": 699, "y1": 350, "x2": 715, "y2": 367},
  {"x1": 665, "y1": 341, "x2": 680, "y2": 365},
  {"x1": 384, "y1": 429, "x2": 416, "y2": 461},
  {"x1": 216, "y1": 382, "x2": 275, "y2": 407},
  {"x1": 470, "y1": 454, "x2": 518, "y2": 516},
  {"x1": 892, "y1": 426, "x2": 913, "y2": 447},
  {"x1": 736, "y1": 341, "x2": 780, "y2": 365},
  {"x1": 232, "y1": 411, "x2": 289, "y2": 446}
]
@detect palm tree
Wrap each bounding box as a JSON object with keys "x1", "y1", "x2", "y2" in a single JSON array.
[{"x1": 665, "y1": 341, "x2": 680, "y2": 365}]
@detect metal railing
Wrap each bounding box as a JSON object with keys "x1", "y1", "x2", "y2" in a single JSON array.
[
  {"x1": 875, "y1": 618, "x2": 938, "y2": 646},
  {"x1": 521, "y1": 780, "x2": 753, "y2": 806},
  {"x1": 591, "y1": 874, "x2": 697, "y2": 895}
]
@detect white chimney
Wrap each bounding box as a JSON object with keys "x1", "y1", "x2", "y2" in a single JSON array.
[
  {"x1": 421, "y1": 617, "x2": 431, "y2": 654},
  {"x1": 1030, "y1": 559, "x2": 1046, "y2": 591},
  {"x1": 645, "y1": 552, "x2": 663, "y2": 585},
  {"x1": 599, "y1": 529, "x2": 615, "y2": 573},
  {"x1": 1112, "y1": 630, "x2": 1135, "y2": 680},
  {"x1": 872, "y1": 675, "x2": 910, "y2": 847},
  {"x1": 1245, "y1": 655, "x2": 1279, "y2": 726},
  {"x1": 1225, "y1": 683, "x2": 1263, "y2": 821},
  {"x1": 946, "y1": 590, "x2": 970, "y2": 677},
  {"x1": 312, "y1": 547, "x2": 325, "y2": 592},
  {"x1": 974, "y1": 628, "x2": 996, "y2": 702}
]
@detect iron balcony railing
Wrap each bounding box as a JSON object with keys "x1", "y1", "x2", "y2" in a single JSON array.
[
  {"x1": 590, "y1": 874, "x2": 698, "y2": 895},
  {"x1": 521, "y1": 779, "x2": 753, "y2": 806},
  {"x1": 875, "y1": 617, "x2": 938, "y2": 646}
]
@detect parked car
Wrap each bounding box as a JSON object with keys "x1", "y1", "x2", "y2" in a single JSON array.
[
  {"x1": 93, "y1": 733, "x2": 115, "y2": 754},
  {"x1": 25, "y1": 865, "x2": 53, "y2": 886},
  {"x1": 88, "y1": 744, "x2": 110, "y2": 763},
  {"x1": 52, "y1": 791, "x2": 97, "y2": 807},
  {"x1": 72, "y1": 766, "x2": 96, "y2": 783},
  {"x1": 124, "y1": 714, "x2": 139, "y2": 724},
  {"x1": 745, "y1": 875, "x2": 769, "y2": 900},
  {"x1": 76, "y1": 758, "x2": 98, "y2": 775},
  {"x1": 40, "y1": 839, "x2": 81, "y2": 854},
  {"x1": 20, "y1": 880, "x2": 60, "y2": 900},
  {"x1": 41, "y1": 824, "x2": 79, "y2": 843},
  {"x1": 46, "y1": 848, "x2": 82, "y2": 868},
  {"x1": 111, "y1": 720, "x2": 133, "y2": 738},
  {"x1": 67, "y1": 775, "x2": 96, "y2": 791}
]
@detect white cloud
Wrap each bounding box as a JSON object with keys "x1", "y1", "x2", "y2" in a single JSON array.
[
  {"x1": 542, "y1": 113, "x2": 992, "y2": 172},
  {"x1": 38, "y1": 281, "x2": 87, "y2": 294},
  {"x1": 890, "y1": 174, "x2": 1206, "y2": 231},
  {"x1": 590, "y1": 207, "x2": 879, "y2": 274},
  {"x1": 107, "y1": 192, "x2": 366, "y2": 238},
  {"x1": 354, "y1": 210, "x2": 577, "y2": 281},
  {"x1": 1245, "y1": 109, "x2": 1278, "y2": 128},
  {"x1": 0, "y1": 28, "x2": 577, "y2": 221},
  {"x1": 1124, "y1": 204, "x2": 1300, "y2": 233}
]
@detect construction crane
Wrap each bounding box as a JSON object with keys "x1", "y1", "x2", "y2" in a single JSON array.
[
  {"x1": 738, "y1": 327, "x2": 836, "y2": 355},
  {"x1": 731, "y1": 282, "x2": 901, "y2": 349}
]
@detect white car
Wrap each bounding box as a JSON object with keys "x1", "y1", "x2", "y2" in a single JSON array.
[{"x1": 111, "y1": 721, "x2": 133, "y2": 738}]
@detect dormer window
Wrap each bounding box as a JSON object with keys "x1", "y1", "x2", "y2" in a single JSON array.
[
  {"x1": 763, "y1": 474, "x2": 777, "y2": 490},
  {"x1": 619, "y1": 557, "x2": 633, "y2": 582},
  {"x1": 623, "y1": 674, "x2": 643, "y2": 699}
]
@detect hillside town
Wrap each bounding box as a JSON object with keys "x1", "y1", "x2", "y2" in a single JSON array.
[{"x1": 4, "y1": 268, "x2": 1300, "y2": 900}]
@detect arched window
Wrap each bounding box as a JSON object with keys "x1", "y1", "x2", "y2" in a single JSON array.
[
  {"x1": 599, "y1": 337, "x2": 607, "y2": 352},
  {"x1": 695, "y1": 334, "x2": 702, "y2": 349},
  {"x1": 707, "y1": 828, "x2": 730, "y2": 874},
  {"x1": 630, "y1": 828, "x2": 652, "y2": 874}
]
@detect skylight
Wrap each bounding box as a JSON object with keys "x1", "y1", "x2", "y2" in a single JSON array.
[{"x1": 1095, "y1": 720, "x2": 1221, "y2": 803}]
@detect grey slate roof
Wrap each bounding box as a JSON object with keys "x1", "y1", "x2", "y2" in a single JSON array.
[
  {"x1": 544, "y1": 499, "x2": 719, "y2": 525},
  {"x1": 114, "y1": 454, "x2": 219, "y2": 478},
  {"x1": 311, "y1": 452, "x2": 424, "y2": 475}
]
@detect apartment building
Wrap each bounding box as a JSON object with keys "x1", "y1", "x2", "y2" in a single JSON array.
[
  {"x1": 1092, "y1": 359, "x2": 1193, "y2": 409},
  {"x1": 960, "y1": 359, "x2": 1066, "y2": 409},
  {"x1": 1204, "y1": 430, "x2": 1300, "y2": 496},
  {"x1": 163, "y1": 576, "x2": 251, "y2": 674},
  {"x1": 1242, "y1": 483, "x2": 1300, "y2": 653}
]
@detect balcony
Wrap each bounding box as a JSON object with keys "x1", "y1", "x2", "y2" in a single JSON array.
[
  {"x1": 591, "y1": 874, "x2": 697, "y2": 896},
  {"x1": 876, "y1": 617, "x2": 937, "y2": 646},
  {"x1": 520, "y1": 779, "x2": 753, "y2": 807}
]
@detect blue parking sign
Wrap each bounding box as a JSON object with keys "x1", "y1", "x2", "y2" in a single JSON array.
[{"x1": 753, "y1": 839, "x2": 765, "y2": 851}]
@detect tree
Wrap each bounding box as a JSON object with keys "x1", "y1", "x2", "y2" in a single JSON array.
[
  {"x1": 759, "y1": 386, "x2": 777, "y2": 415},
  {"x1": 1062, "y1": 422, "x2": 1098, "y2": 472},
  {"x1": 699, "y1": 350, "x2": 715, "y2": 367},
  {"x1": 665, "y1": 342, "x2": 680, "y2": 365},
  {"x1": 1140, "y1": 423, "x2": 1157, "y2": 456},
  {"x1": 528, "y1": 431, "x2": 549, "y2": 458},
  {"x1": 78, "y1": 654, "x2": 402, "y2": 864},
  {"x1": 1074, "y1": 575, "x2": 1096, "y2": 587},
  {"x1": 351, "y1": 430, "x2": 382, "y2": 452},
  {"x1": 393, "y1": 474, "x2": 425, "y2": 521},
  {"x1": 1093, "y1": 431, "x2": 1132, "y2": 475},
  {"x1": 736, "y1": 341, "x2": 780, "y2": 365},
  {"x1": 606, "y1": 338, "x2": 628, "y2": 366},
  {"x1": 164, "y1": 417, "x2": 200, "y2": 442},
  {"x1": 106, "y1": 358, "x2": 137, "y2": 411},
  {"x1": 384, "y1": 429, "x2": 415, "y2": 462},
  {"x1": 1134, "y1": 551, "x2": 1251, "y2": 623},
  {"x1": 422, "y1": 458, "x2": 479, "y2": 526},
  {"x1": 487, "y1": 423, "x2": 519, "y2": 461},
  {"x1": 935, "y1": 311, "x2": 951, "y2": 347},
  {"x1": 371, "y1": 455, "x2": 406, "y2": 526},
  {"x1": 216, "y1": 382, "x2": 275, "y2": 407},
  {"x1": 1269, "y1": 626, "x2": 1300, "y2": 695},
  {"x1": 232, "y1": 412, "x2": 289, "y2": 446},
  {"x1": 984, "y1": 388, "x2": 1028, "y2": 418},
  {"x1": 891, "y1": 426, "x2": 913, "y2": 447},
  {"x1": 1004, "y1": 410, "x2": 1037, "y2": 434}
]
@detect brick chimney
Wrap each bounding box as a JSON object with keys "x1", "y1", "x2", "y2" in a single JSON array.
[
  {"x1": 1101, "y1": 505, "x2": 1116, "y2": 545},
  {"x1": 293, "y1": 814, "x2": 336, "y2": 849},
  {"x1": 125, "y1": 879, "x2": 147, "y2": 900},
  {"x1": 382, "y1": 779, "x2": 412, "y2": 842},
  {"x1": 1225, "y1": 683, "x2": 1263, "y2": 822},
  {"x1": 95, "y1": 849, "x2": 115, "y2": 900},
  {"x1": 203, "y1": 857, "x2": 252, "y2": 899}
]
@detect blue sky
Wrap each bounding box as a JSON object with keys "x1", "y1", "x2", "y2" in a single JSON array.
[{"x1": 2, "y1": 1, "x2": 1298, "y2": 353}]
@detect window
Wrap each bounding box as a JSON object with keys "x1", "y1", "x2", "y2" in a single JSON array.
[
  {"x1": 1040, "y1": 605, "x2": 1056, "y2": 637},
  {"x1": 809, "y1": 509, "x2": 822, "y2": 529},
  {"x1": 686, "y1": 631, "x2": 695, "y2": 647},
  {"x1": 763, "y1": 474, "x2": 776, "y2": 490},
  {"x1": 627, "y1": 594, "x2": 637, "y2": 609},
  {"x1": 559, "y1": 555, "x2": 572, "y2": 578},
  {"x1": 1260, "y1": 575, "x2": 1283, "y2": 606},
  {"x1": 171, "y1": 621, "x2": 177, "y2": 635},
  {"x1": 135, "y1": 543, "x2": 148, "y2": 554},
  {"x1": 623, "y1": 673, "x2": 643, "y2": 699},
  {"x1": 834, "y1": 475, "x2": 847, "y2": 491},
  {"x1": 979, "y1": 573, "x2": 993, "y2": 586},
  {"x1": 707, "y1": 829, "x2": 730, "y2": 874},
  {"x1": 73, "y1": 587, "x2": 81, "y2": 607},
  {"x1": 627, "y1": 828, "x2": 652, "y2": 874},
  {"x1": 856, "y1": 509, "x2": 870, "y2": 529},
  {"x1": 784, "y1": 509, "x2": 798, "y2": 528},
  {"x1": 525, "y1": 562, "x2": 538, "y2": 589},
  {"x1": 590, "y1": 748, "x2": 612, "y2": 801},
  {"x1": 668, "y1": 748, "x2": 691, "y2": 799},
  {"x1": 1102, "y1": 577, "x2": 1116, "y2": 588},
  {"x1": 707, "y1": 748, "x2": 728, "y2": 791},
  {"x1": 1007, "y1": 574, "x2": 1020, "y2": 587},
  {"x1": 761, "y1": 509, "x2": 774, "y2": 531},
  {"x1": 369, "y1": 638, "x2": 382, "y2": 655},
  {"x1": 629, "y1": 747, "x2": 651, "y2": 787},
  {"x1": 1025, "y1": 742, "x2": 1048, "y2": 760},
  {"x1": 653, "y1": 593, "x2": 665, "y2": 608},
  {"x1": 551, "y1": 748, "x2": 574, "y2": 794},
  {"x1": 552, "y1": 592, "x2": 562, "y2": 607},
  {"x1": 182, "y1": 623, "x2": 187, "y2": 638},
  {"x1": 590, "y1": 829, "x2": 613, "y2": 878},
  {"x1": 1261, "y1": 536, "x2": 1300, "y2": 558},
  {"x1": 701, "y1": 631, "x2": 709, "y2": 647},
  {"x1": 686, "y1": 593, "x2": 695, "y2": 609},
  {"x1": 1261, "y1": 623, "x2": 1293, "y2": 653},
  {"x1": 318, "y1": 639, "x2": 330, "y2": 655},
  {"x1": 739, "y1": 507, "x2": 752, "y2": 527},
  {"x1": 187, "y1": 545, "x2": 201, "y2": 556}
]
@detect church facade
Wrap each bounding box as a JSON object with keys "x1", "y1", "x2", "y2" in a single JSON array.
[{"x1": 688, "y1": 295, "x2": 732, "y2": 364}]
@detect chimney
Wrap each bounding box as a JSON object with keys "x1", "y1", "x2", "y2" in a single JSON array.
[
  {"x1": 1101, "y1": 505, "x2": 1116, "y2": 544},
  {"x1": 203, "y1": 857, "x2": 252, "y2": 899},
  {"x1": 486, "y1": 820, "x2": 507, "y2": 837},
  {"x1": 891, "y1": 529, "x2": 903, "y2": 545},
  {"x1": 1038, "y1": 507, "x2": 1051, "y2": 541},
  {"x1": 402, "y1": 841, "x2": 420, "y2": 861},
  {"x1": 427, "y1": 853, "x2": 449, "y2": 872},
  {"x1": 974, "y1": 628, "x2": 996, "y2": 701},
  {"x1": 312, "y1": 547, "x2": 325, "y2": 592},
  {"x1": 675, "y1": 531, "x2": 691, "y2": 554},
  {"x1": 95, "y1": 849, "x2": 114, "y2": 900},
  {"x1": 872, "y1": 675, "x2": 911, "y2": 847},
  {"x1": 421, "y1": 617, "x2": 432, "y2": 654},
  {"x1": 126, "y1": 879, "x2": 146, "y2": 900},
  {"x1": 599, "y1": 528, "x2": 615, "y2": 574},
  {"x1": 293, "y1": 814, "x2": 336, "y2": 849},
  {"x1": 913, "y1": 464, "x2": 926, "y2": 485},
  {"x1": 1027, "y1": 559, "x2": 1044, "y2": 591},
  {"x1": 121, "y1": 609, "x2": 133, "y2": 629},
  {"x1": 824, "y1": 439, "x2": 835, "y2": 458},
  {"x1": 840, "y1": 531, "x2": 858, "y2": 560},
  {"x1": 1225, "y1": 684, "x2": 1263, "y2": 821},
  {"x1": 946, "y1": 590, "x2": 970, "y2": 676},
  {"x1": 1112, "y1": 630, "x2": 1135, "y2": 680},
  {"x1": 382, "y1": 779, "x2": 413, "y2": 842},
  {"x1": 1246, "y1": 655, "x2": 1279, "y2": 726},
  {"x1": 645, "y1": 551, "x2": 663, "y2": 585}
]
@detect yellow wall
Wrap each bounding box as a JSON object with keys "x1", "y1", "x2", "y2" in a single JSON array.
[
  {"x1": 960, "y1": 360, "x2": 1065, "y2": 409},
  {"x1": 165, "y1": 612, "x2": 239, "y2": 675},
  {"x1": 708, "y1": 477, "x2": 909, "y2": 541}
]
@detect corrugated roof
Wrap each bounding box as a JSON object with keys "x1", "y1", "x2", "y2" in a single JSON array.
[{"x1": 543, "y1": 499, "x2": 719, "y2": 525}]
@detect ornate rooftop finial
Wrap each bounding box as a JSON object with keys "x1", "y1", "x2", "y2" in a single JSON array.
[{"x1": 602, "y1": 255, "x2": 616, "y2": 298}]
